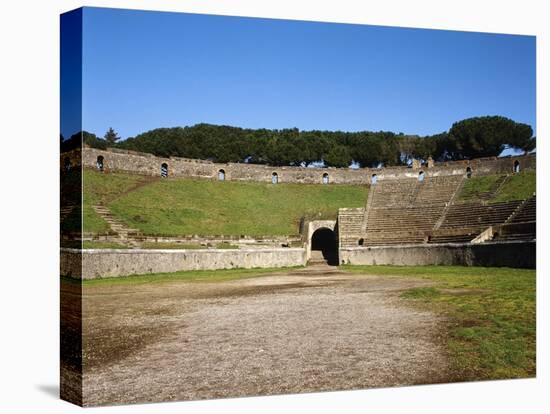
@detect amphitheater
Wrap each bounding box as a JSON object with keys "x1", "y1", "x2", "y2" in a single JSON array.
[
  {"x1": 61, "y1": 147, "x2": 536, "y2": 278},
  {"x1": 60, "y1": 145, "x2": 537, "y2": 406}
]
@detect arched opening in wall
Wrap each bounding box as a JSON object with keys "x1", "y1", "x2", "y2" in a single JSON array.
[
  {"x1": 96, "y1": 156, "x2": 104, "y2": 172},
  {"x1": 63, "y1": 157, "x2": 71, "y2": 172},
  {"x1": 322, "y1": 173, "x2": 329, "y2": 184},
  {"x1": 218, "y1": 169, "x2": 225, "y2": 181},
  {"x1": 514, "y1": 160, "x2": 520, "y2": 173},
  {"x1": 358, "y1": 238, "x2": 364, "y2": 246},
  {"x1": 418, "y1": 171, "x2": 425, "y2": 182},
  {"x1": 371, "y1": 174, "x2": 378, "y2": 185},
  {"x1": 161, "y1": 163, "x2": 168, "y2": 178},
  {"x1": 272, "y1": 172, "x2": 278, "y2": 184},
  {"x1": 310, "y1": 228, "x2": 338, "y2": 266},
  {"x1": 466, "y1": 166, "x2": 472, "y2": 178}
]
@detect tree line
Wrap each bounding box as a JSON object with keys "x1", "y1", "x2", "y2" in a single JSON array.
[{"x1": 61, "y1": 116, "x2": 535, "y2": 168}]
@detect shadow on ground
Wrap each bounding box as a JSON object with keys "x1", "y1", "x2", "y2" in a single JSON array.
[{"x1": 36, "y1": 384, "x2": 59, "y2": 399}]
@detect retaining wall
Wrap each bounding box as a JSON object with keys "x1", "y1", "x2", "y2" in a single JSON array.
[
  {"x1": 78, "y1": 147, "x2": 536, "y2": 184},
  {"x1": 340, "y1": 241, "x2": 535, "y2": 268},
  {"x1": 61, "y1": 247, "x2": 307, "y2": 279}
]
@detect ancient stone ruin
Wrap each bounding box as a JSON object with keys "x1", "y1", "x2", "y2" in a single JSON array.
[{"x1": 61, "y1": 146, "x2": 536, "y2": 278}]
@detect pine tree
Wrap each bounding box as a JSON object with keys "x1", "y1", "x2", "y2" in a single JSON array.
[{"x1": 104, "y1": 127, "x2": 120, "y2": 145}]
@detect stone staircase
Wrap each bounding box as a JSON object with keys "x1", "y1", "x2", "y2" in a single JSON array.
[
  {"x1": 460, "y1": 174, "x2": 509, "y2": 203},
  {"x1": 433, "y1": 176, "x2": 465, "y2": 230},
  {"x1": 92, "y1": 205, "x2": 142, "y2": 246},
  {"x1": 427, "y1": 198, "x2": 527, "y2": 244},
  {"x1": 369, "y1": 179, "x2": 418, "y2": 208},
  {"x1": 359, "y1": 175, "x2": 463, "y2": 246},
  {"x1": 60, "y1": 203, "x2": 76, "y2": 222},
  {"x1": 308, "y1": 250, "x2": 338, "y2": 266},
  {"x1": 338, "y1": 208, "x2": 365, "y2": 248},
  {"x1": 506, "y1": 195, "x2": 536, "y2": 224},
  {"x1": 336, "y1": 174, "x2": 535, "y2": 248},
  {"x1": 428, "y1": 231, "x2": 479, "y2": 244},
  {"x1": 439, "y1": 200, "x2": 523, "y2": 229}
]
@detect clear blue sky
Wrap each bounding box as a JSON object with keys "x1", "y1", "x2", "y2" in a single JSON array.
[{"x1": 72, "y1": 7, "x2": 536, "y2": 141}]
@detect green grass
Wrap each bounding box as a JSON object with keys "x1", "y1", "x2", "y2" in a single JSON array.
[
  {"x1": 84, "y1": 169, "x2": 368, "y2": 236},
  {"x1": 458, "y1": 174, "x2": 504, "y2": 201},
  {"x1": 81, "y1": 241, "x2": 240, "y2": 250},
  {"x1": 84, "y1": 170, "x2": 152, "y2": 205},
  {"x1": 458, "y1": 171, "x2": 535, "y2": 203},
  {"x1": 342, "y1": 265, "x2": 536, "y2": 381},
  {"x1": 215, "y1": 242, "x2": 240, "y2": 249},
  {"x1": 60, "y1": 206, "x2": 82, "y2": 234},
  {"x1": 78, "y1": 266, "x2": 299, "y2": 286},
  {"x1": 82, "y1": 205, "x2": 111, "y2": 234},
  {"x1": 82, "y1": 170, "x2": 155, "y2": 234},
  {"x1": 492, "y1": 171, "x2": 536, "y2": 202},
  {"x1": 139, "y1": 242, "x2": 207, "y2": 249},
  {"x1": 82, "y1": 241, "x2": 130, "y2": 249}
]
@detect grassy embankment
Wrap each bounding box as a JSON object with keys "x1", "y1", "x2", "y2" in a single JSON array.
[
  {"x1": 81, "y1": 241, "x2": 238, "y2": 249},
  {"x1": 83, "y1": 170, "x2": 151, "y2": 234},
  {"x1": 69, "y1": 266, "x2": 298, "y2": 287},
  {"x1": 83, "y1": 169, "x2": 368, "y2": 237},
  {"x1": 458, "y1": 171, "x2": 535, "y2": 203},
  {"x1": 82, "y1": 241, "x2": 129, "y2": 249},
  {"x1": 342, "y1": 265, "x2": 536, "y2": 382}
]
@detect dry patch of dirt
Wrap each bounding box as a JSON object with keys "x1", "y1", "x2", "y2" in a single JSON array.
[{"x1": 81, "y1": 266, "x2": 451, "y2": 406}]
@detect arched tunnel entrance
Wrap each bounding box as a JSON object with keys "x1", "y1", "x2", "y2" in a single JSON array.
[{"x1": 310, "y1": 228, "x2": 338, "y2": 266}]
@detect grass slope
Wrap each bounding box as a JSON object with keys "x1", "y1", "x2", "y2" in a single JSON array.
[
  {"x1": 342, "y1": 265, "x2": 536, "y2": 381},
  {"x1": 76, "y1": 266, "x2": 298, "y2": 286},
  {"x1": 83, "y1": 170, "x2": 157, "y2": 234},
  {"x1": 458, "y1": 171, "x2": 535, "y2": 203},
  {"x1": 492, "y1": 171, "x2": 536, "y2": 202},
  {"x1": 458, "y1": 174, "x2": 503, "y2": 202},
  {"x1": 82, "y1": 206, "x2": 110, "y2": 234},
  {"x1": 84, "y1": 169, "x2": 368, "y2": 236},
  {"x1": 82, "y1": 241, "x2": 130, "y2": 249}
]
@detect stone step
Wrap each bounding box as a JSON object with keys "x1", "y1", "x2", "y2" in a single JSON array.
[{"x1": 92, "y1": 205, "x2": 143, "y2": 239}]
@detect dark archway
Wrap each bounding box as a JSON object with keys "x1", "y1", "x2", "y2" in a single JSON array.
[
  {"x1": 96, "y1": 156, "x2": 104, "y2": 172},
  {"x1": 311, "y1": 228, "x2": 338, "y2": 265},
  {"x1": 218, "y1": 169, "x2": 225, "y2": 181},
  {"x1": 161, "y1": 163, "x2": 168, "y2": 177},
  {"x1": 466, "y1": 166, "x2": 472, "y2": 178},
  {"x1": 514, "y1": 160, "x2": 520, "y2": 173},
  {"x1": 322, "y1": 173, "x2": 329, "y2": 184}
]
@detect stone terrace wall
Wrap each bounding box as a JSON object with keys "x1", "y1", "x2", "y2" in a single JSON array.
[
  {"x1": 81, "y1": 147, "x2": 536, "y2": 184},
  {"x1": 61, "y1": 247, "x2": 306, "y2": 279},
  {"x1": 340, "y1": 241, "x2": 535, "y2": 268},
  {"x1": 60, "y1": 148, "x2": 82, "y2": 169}
]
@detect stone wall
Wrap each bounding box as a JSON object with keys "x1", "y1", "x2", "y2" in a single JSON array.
[
  {"x1": 61, "y1": 247, "x2": 306, "y2": 279},
  {"x1": 79, "y1": 233, "x2": 303, "y2": 248},
  {"x1": 81, "y1": 147, "x2": 536, "y2": 184},
  {"x1": 60, "y1": 249, "x2": 82, "y2": 278},
  {"x1": 305, "y1": 220, "x2": 337, "y2": 261},
  {"x1": 339, "y1": 241, "x2": 535, "y2": 268},
  {"x1": 61, "y1": 148, "x2": 82, "y2": 171}
]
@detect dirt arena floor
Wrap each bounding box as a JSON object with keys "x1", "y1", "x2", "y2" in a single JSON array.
[{"x1": 79, "y1": 265, "x2": 452, "y2": 406}]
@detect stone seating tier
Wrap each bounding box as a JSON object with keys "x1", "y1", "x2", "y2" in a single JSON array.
[
  {"x1": 493, "y1": 233, "x2": 535, "y2": 242},
  {"x1": 440, "y1": 201, "x2": 522, "y2": 229},
  {"x1": 428, "y1": 233, "x2": 479, "y2": 244},
  {"x1": 338, "y1": 177, "x2": 534, "y2": 248},
  {"x1": 509, "y1": 196, "x2": 536, "y2": 223},
  {"x1": 337, "y1": 208, "x2": 364, "y2": 237}
]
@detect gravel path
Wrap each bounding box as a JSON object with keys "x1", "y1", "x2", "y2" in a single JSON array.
[{"x1": 81, "y1": 265, "x2": 451, "y2": 406}]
